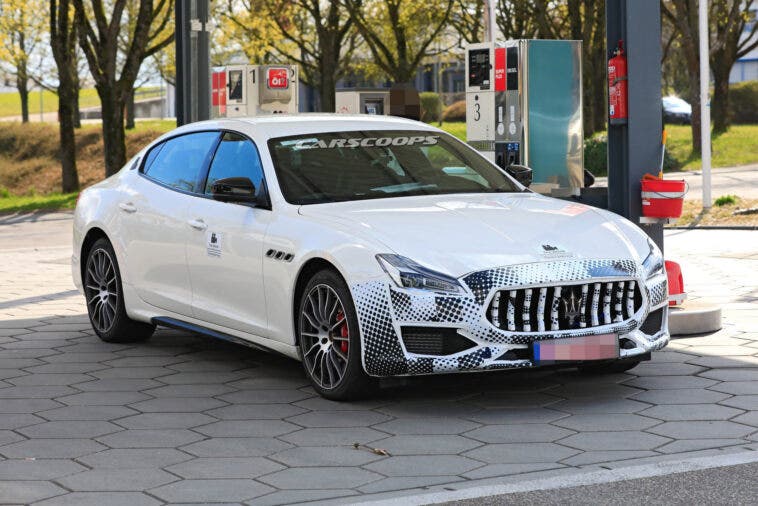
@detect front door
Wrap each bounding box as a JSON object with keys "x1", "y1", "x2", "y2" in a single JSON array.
[{"x1": 186, "y1": 132, "x2": 272, "y2": 336}]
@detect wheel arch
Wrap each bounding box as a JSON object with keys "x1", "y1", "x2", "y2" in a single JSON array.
[
  {"x1": 291, "y1": 257, "x2": 349, "y2": 348},
  {"x1": 80, "y1": 227, "x2": 109, "y2": 283}
]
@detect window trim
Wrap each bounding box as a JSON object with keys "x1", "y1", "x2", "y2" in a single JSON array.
[{"x1": 138, "y1": 130, "x2": 222, "y2": 197}]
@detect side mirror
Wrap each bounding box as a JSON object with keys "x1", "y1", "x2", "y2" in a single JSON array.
[
  {"x1": 211, "y1": 177, "x2": 258, "y2": 205},
  {"x1": 506, "y1": 164, "x2": 533, "y2": 187}
]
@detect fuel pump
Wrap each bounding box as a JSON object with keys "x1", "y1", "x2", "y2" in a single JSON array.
[{"x1": 211, "y1": 64, "x2": 299, "y2": 118}]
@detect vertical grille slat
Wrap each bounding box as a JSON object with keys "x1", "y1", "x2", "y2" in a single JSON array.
[
  {"x1": 591, "y1": 282, "x2": 601, "y2": 327},
  {"x1": 550, "y1": 286, "x2": 562, "y2": 331},
  {"x1": 536, "y1": 287, "x2": 547, "y2": 332},
  {"x1": 488, "y1": 279, "x2": 642, "y2": 333},
  {"x1": 506, "y1": 290, "x2": 516, "y2": 331},
  {"x1": 613, "y1": 281, "x2": 625, "y2": 322}
]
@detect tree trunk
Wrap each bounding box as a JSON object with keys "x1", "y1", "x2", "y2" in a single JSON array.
[
  {"x1": 17, "y1": 73, "x2": 30, "y2": 123},
  {"x1": 98, "y1": 85, "x2": 127, "y2": 177},
  {"x1": 126, "y1": 88, "x2": 136, "y2": 129},
  {"x1": 319, "y1": 72, "x2": 336, "y2": 113},
  {"x1": 58, "y1": 71, "x2": 79, "y2": 192},
  {"x1": 73, "y1": 75, "x2": 81, "y2": 128},
  {"x1": 711, "y1": 60, "x2": 731, "y2": 135}
]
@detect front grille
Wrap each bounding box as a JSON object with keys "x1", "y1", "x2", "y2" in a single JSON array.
[
  {"x1": 400, "y1": 327, "x2": 476, "y2": 355},
  {"x1": 487, "y1": 280, "x2": 643, "y2": 332}
]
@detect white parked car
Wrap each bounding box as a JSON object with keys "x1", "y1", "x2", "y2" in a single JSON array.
[{"x1": 73, "y1": 115, "x2": 669, "y2": 400}]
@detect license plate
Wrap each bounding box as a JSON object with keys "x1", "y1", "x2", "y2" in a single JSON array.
[{"x1": 533, "y1": 333, "x2": 619, "y2": 363}]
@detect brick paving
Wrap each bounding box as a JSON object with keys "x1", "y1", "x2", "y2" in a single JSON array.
[{"x1": 0, "y1": 214, "x2": 756, "y2": 505}]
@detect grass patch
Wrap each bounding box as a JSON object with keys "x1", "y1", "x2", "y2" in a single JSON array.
[
  {"x1": 0, "y1": 87, "x2": 163, "y2": 118},
  {"x1": 672, "y1": 196, "x2": 758, "y2": 227},
  {"x1": 663, "y1": 124, "x2": 758, "y2": 171},
  {"x1": 0, "y1": 192, "x2": 78, "y2": 214},
  {"x1": 440, "y1": 122, "x2": 466, "y2": 142}
]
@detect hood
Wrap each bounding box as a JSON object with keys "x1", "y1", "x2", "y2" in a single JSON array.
[{"x1": 299, "y1": 193, "x2": 645, "y2": 278}]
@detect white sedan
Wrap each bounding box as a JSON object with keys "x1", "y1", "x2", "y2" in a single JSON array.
[{"x1": 73, "y1": 115, "x2": 669, "y2": 400}]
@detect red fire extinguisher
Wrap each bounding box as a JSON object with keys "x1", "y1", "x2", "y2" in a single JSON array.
[{"x1": 608, "y1": 40, "x2": 628, "y2": 125}]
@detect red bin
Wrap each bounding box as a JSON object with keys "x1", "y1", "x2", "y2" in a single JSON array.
[{"x1": 641, "y1": 177, "x2": 687, "y2": 219}]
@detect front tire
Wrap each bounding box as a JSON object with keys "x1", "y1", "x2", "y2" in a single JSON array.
[
  {"x1": 84, "y1": 238, "x2": 155, "y2": 343},
  {"x1": 297, "y1": 269, "x2": 373, "y2": 400}
]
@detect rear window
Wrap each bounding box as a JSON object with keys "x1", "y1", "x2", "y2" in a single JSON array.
[{"x1": 268, "y1": 130, "x2": 519, "y2": 204}]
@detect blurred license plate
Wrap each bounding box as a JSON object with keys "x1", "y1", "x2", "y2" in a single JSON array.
[{"x1": 533, "y1": 334, "x2": 618, "y2": 363}]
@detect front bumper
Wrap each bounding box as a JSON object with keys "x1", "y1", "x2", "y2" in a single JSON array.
[{"x1": 353, "y1": 258, "x2": 669, "y2": 377}]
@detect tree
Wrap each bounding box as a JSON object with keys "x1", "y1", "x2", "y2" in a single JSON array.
[
  {"x1": 450, "y1": 0, "x2": 485, "y2": 44},
  {"x1": 50, "y1": 0, "x2": 80, "y2": 192},
  {"x1": 0, "y1": 0, "x2": 46, "y2": 123},
  {"x1": 343, "y1": 0, "x2": 455, "y2": 84},
  {"x1": 710, "y1": 0, "x2": 758, "y2": 133},
  {"x1": 224, "y1": 0, "x2": 358, "y2": 112},
  {"x1": 73, "y1": 0, "x2": 174, "y2": 176}
]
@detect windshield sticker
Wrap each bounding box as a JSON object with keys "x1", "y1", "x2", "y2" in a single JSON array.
[
  {"x1": 293, "y1": 135, "x2": 439, "y2": 150},
  {"x1": 206, "y1": 231, "x2": 221, "y2": 258}
]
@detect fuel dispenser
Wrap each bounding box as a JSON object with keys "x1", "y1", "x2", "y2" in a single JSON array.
[
  {"x1": 335, "y1": 89, "x2": 390, "y2": 115},
  {"x1": 465, "y1": 40, "x2": 584, "y2": 195},
  {"x1": 211, "y1": 64, "x2": 299, "y2": 118}
]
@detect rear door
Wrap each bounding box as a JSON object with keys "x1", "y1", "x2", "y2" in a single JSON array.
[
  {"x1": 123, "y1": 131, "x2": 220, "y2": 316},
  {"x1": 185, "y1": 132, "x2": 273, "y2": 336}
]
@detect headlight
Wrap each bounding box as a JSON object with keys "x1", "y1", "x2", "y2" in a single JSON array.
[
  {"x1": 376, "y1": 254, "x2": 463, "y2": 294},
  {"x1": 642, "y1": 238, "x2": 664, "y2": 278}
]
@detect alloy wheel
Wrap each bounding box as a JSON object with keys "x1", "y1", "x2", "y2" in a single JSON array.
[
  {"x1": 299, "y1": 284, "x2": 350, "y2": 390},
  {"x1": 84, "y1": 248, "x2": 119, "y2": 333}
]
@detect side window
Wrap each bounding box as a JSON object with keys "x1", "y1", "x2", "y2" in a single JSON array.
[
  {"x1": 204, "y1": 132, "x2": 264, "y2": 194},
  {"x1": 143, "y1": 131, "x2": 219, "y2": 192}
]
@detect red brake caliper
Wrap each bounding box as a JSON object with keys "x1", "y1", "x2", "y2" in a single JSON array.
[{"x1": 336, "y1": 311, "x2": 349, "y2": 353}]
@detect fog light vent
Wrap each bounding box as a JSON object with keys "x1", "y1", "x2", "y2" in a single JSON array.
[
  {"x1": 640, "y1": 308, "x2": 664, "y2": 335},
  {"x1": 400, "y1": 327, "x2": 476, "y2": 356}
]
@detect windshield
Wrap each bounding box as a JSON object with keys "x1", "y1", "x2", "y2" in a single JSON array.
[{"x1": 268, "y1": 130, "x2": 521, "y2": 205}]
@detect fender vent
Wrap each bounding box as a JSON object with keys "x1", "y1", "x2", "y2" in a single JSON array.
[{"x1": 400, "y1": 327, "x2": 476, "y2": 356}]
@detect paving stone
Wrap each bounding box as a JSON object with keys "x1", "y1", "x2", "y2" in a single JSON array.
[
  {"x1": 0, "y1": 438, "x2": 107, "y2": 458},
  {"x1": 686, "y1": 355, "x2": 758, "y2": 368},
  {"x1": 367, "y1": 434, "x2": 482, "y2": 455},
  {"x1": 467, "y1": 392, "x2": 561, "y2": 408},
  {"x1": 57, "y1": 468, "x2": 178, "y2": 491},
  {"x1": 115, "y1": 413, "x2": 216, "y2": 429},
  {"x1": 90, "y1": 367, "x2": 175, "y2": 380},
  {"x1": 629, "y1": 363, "x2": 705, "y2": 376},
  {"x1": 648, "y1": 421, "x2": 756, "y2": 439},
  {"x1": 149, "y1": 479, "x2": 274, "y2": 503},
  {"x1": 732, "y1": 411, "x2": 758, "y2": 427},
  {"x1": 0, "y1": 459, "x2": 86, "y2": 480},
  {"x1": 181, "y1": 437, "x2": 292, "y2": 457},
  {"x1": 720, "y1": 395, "x2": 758, "y2": 410},
  {"x1": 700, "y1": 369, "x2": 758, "y2": 382},
  {"x1": 194, "y1": 419, "x2": 300, "y2": 437},
  {"x1": 8, "y1": 373, "x2": 93, "y2": 386},
  {"x1": 0, "y1": 413, "x2": 44, "y2": 429},
  {"x1": 374, "y1": 401, "x2": 482, "y2": 418},
  {"x1": 157, "y1": 370, "x2": 251, "y2": 384},
  {"x1": 77, "y1": 448, "x2": 193, "y2": 469},
  {"x1": 631, "y1": 389, "x2": 731, "y2": 405},
  {"x1": 285, "y1": 410, "x2": 392, "y2": 428},
  {"x1": 293, "y1": 396, "x2": 389, "y2": 412},
  {"x1": 649, "y1": 351, "x2": 697, "y2": 363},
  {"x1": 280, "y1": 427, "x2": 390, "y2": 446},
  {"x1": 462, "y1": 463, "x2": 565, "y2": 479},
  {"x1": 142, "y1": 384, "x2": 236, "y2": 397},
  {"x1": 551, "y1": 397, "x2": 650, "y2": 414},
  {"x1": 373, "y1": 417, "x2": 479, "y2": 435},
  {"x1": 218, "y1": 389, "x2": 315, "y2": 404},
  {"x1": 553, "y1": 413, "x2": 659, "y2": 431},
  {"x1": 25, "y1": 363, "x2": 106, "y2": 374},
  {"x1": 709, "y1": 381, "x2": 758, "y2": 395},
  {"x1": 0, "y1": 429, "x2": 25, "y2": 446},
  {"x1": 358, "y1": 475, "x2": 466, "y2": 494},
  {"x1": 166, "y1": 457, "x2": 285, "y2": 479},
  {"x1": 17, "y1": 420, "x2": 122, "y2": 439},
  {"x1": 128, "y1": 397, "x2": 227, "y2": 413},
  {"x1": 639, "y1": 404, "x2": 744, "y2": 421},
  {"x1": 206, "y1": 403, "x2": 307, "y2": 420},
  {"x1": 0, "y1": 398, "x2": 62, "y2": 413},
  {"x1": 657, "y1": 438, "x2": 749, "y2": 454},
  {"x1": 57, "y1": 391, "x2": 151, "y2": 406},
  {"x1": 685, "y1": 345, "x2": 757, "y2": 356},
  {"x1": 0, "y1": 480, "x2": 66, "y2": 504},
  {"x1": 250, "y1": 489, "x2": 358, "y2": 506},
  {"x1": 465, "y1": 408, "x2": 568, "y2": 425},
  {"x1": 545, "y1": 383, "x2": 641, "y2": 399},
  {"x1": 34, "y1": 491, "x2": 162, "y2": 506},
  {"x1": 559, "y1": 431, "x2": 670, "y2": 451},
  {"x1": 271, "y1": 445, "x2": 387, "y2": 467},
  {"x1": 75, "y1": 378, "x2": 163, "y2": 392},
  {"x1": 365, "y1": 454, "x2": 482, "y2": 476},
  {"x1": 623, "y1": 376, "x2": 718, "y2": 390},
  {"x1": 560, "y1": 450, "x2": 659, "y2": 466},
  {"x1": 38, "y1": 405, "x2": 138, "y2": 421},
  {"x1": 0, "y1": 385, "x2": 77, "y2": 398},
  {"x1": 463, "y1": 442, "x2": 580, "y2": 464},
  {"x1": 103, "y1": 356, "x2": 185, "y2": 367},
  {"x1": 97, "y1": 429, "x2": 204, "y2": 448},
  {"x1": 464, "y1": 424, "x2": 573, "y2": 444},
  {"x1": 259, "y1": 467, "x2": 383, "y2": 489}
]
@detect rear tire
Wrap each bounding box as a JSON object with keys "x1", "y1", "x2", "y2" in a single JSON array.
[
  {"x1": 578, "y1": 359, "x2": 641, "y2": 374},
  {"x1": 296, "y1": 269, "x2": 374, "y2": 400},
  {"x1": 84, "y1": 238, "x2": 155, "y2": 343}
]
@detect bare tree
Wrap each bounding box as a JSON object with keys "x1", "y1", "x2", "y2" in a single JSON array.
[
  {"x1": 73, "y1": 0, "x2": 174, "y2": 176},
  {"x1": 50, "y1": 0, "x2": 80, "y2": 192}
]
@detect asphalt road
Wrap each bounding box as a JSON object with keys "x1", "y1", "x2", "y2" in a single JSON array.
[{"x1": 441, "y1": 461, "x2": 758, "y2": 505}]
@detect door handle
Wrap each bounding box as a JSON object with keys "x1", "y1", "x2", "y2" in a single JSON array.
[
  {"x1": 188, "y1": 218, "x2": 207, "y2": 231},
  {"x1": 118, "y1": 202, "x2": 137, "y2": 213}
]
